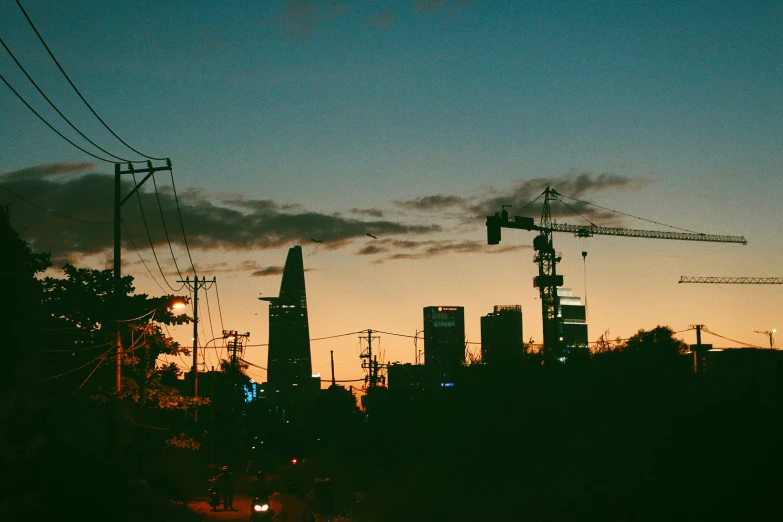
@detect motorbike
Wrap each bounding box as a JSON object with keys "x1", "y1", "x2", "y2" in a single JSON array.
[
  {"x1": 250, "y1": 496, "x2": 275, "y2": 521},
  {"x1": 208, "y1": 479, "x2": 221, "y2": 511}
]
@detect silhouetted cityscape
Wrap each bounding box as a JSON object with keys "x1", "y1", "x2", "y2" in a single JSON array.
[{"x1": 2, "y1": 2, "x2": 779, "y2": 520}]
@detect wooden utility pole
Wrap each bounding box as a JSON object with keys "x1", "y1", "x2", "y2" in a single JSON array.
[
  {"x1": 330, "y1": 350, "x2": 336, "y2": 387},
  {"x1": 114, "y1": 160, "x2": 172, "y2": 392},
  {"x1": 359, "y1": 330, "x2": 379, "y2": 388},
  {"x1": 178, "y1": 276, "x2": 216, "y2": 421}
]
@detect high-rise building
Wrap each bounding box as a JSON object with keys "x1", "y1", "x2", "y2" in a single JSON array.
[
  {"x1": 260, "y1": 246, "x2": 313, "y2": 388},
  {"x1": 480, "y1": 305, "x2": 523, "y2": 365},
  {"x1": 423, "y1": 306, "x2": 465, "y2": 368},
  {"x1": 557, "y1": 288, "x2": 588, "y2": 351}
]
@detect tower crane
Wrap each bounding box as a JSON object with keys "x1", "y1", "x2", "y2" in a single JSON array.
[{"x1": 486, "y1": 186, "x2": 747, "y2": 361}]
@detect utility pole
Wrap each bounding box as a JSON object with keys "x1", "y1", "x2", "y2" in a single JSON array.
[
  {"x1": 414, "y1": 329, "x2": 422, "y2": 365},
  {"x1": 689, "y1": 324, "x2": 706, "y2": 373},
  {"x1": 330, "y1": 350, "x2": 336, "y2": 387},
  {"x1": 359, "y1": 329, "x2": 379, "y2": 389},
  {"x1": 223, "y1": 330, "x2": 250, "y2": 365},
  {"x1": 178, "y1": 276, "x2": 216, "y2": 420},
  {"x1": 114, "y1": 160, "x2": 172, "y2": 392}
]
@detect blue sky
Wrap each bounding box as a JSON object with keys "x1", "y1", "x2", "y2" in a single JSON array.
[{"x1": 1, "y1": 0, "x2": 781, "y2": 380}]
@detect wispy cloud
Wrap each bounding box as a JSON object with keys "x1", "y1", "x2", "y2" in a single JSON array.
[
  {"x1": 350, "y1": 207, "x2": 384, "y2": 218},
  {"x1": 468, "y1": 171, "x2": 653, "y2": 224},
  {"x1": 394, "y1": 194, "x2": 469, "y2": 211},
  {"x1": 357, "y1": 238, "x2": 528, "y2": 262},
  {"x1": 390, "y1": 172, "x2": 652, "y2": 226},
  {"x1": 0, "y1": 163, "x2": 440, "y2": 261},
  {"x1": 251, "y1": 266, "x2": 284, "y2": 277},
  {"x1": 2, "y1": 165, "x2": 655, "y2": 269}
]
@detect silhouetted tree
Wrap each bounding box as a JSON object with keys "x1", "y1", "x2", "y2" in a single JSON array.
[
  {"x1": 1, "y1": 205, "x2": 51, "y2": 388},
  {"x1": 592, "y1": 329, "x2": 622, "y2": 354},
  {"x1": 0, "y1": 206, "x2": 52, "y2": 519},
  {"x1": 620, "y1": 325, "x2": 688, "y2": 358},
  {"x1": 41, "y1": 263, "x2": 190, "y2": 395}
]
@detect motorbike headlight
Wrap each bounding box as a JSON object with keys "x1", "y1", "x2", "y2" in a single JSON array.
[{"x1": 253, "y1": 503, "x2": 269, "y2": 512}]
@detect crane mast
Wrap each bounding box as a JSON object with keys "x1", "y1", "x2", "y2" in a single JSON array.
[
  {"x1": 533, "y1": 188, "x2": 563, "y2": 361},
  {"x1": 486, "y1": 186, "x2": 748, "y2": 361}
]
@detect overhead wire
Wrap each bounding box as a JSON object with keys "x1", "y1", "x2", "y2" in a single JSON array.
[
  {"x1": 122, "y1": 221, "x2": 168, "y2": 293},
  {"x1": 372, "y1": 328, "x2": 482, "y2": 345},
  {"x1": 240, "y1": 358, "x2": 267, "y2": 371},
  {"x1": 46, "y1": 346, "x2": 114, "y2": 379},
  {"x1": 130, "y1": 172, "x2": 183, "y2": 292},
  {"x1": 701, "y1": 327, "x2": 765, "y2": 349},
  {"x1": 0, "y1": 182, "x2": 112, "y2": 223},
  {"x1": 0, "y1": 69, "x2": 116, "y2": 162},
  {"x1": 213, "y1": 281, "x2": 226, "y2": 331},
  {"x1": 46, "y1": 340, "x2": 114, "y2": 353},
  {"x1": 151, "y1": 174, "x2": 187, "y2": 280},
  {"x1": 78, "y1": 349, "x2": 113, "y2": 390},
  {"x1": 203, "y1": 287, "x2": 217, "y2": 345},
  {"x1": 15, "y1": 0, "x2": 165, "y2": 161},
  {"x1": 0, "y1": 36, "x2": 131, "y2": 162},
  {"x1": 168, "y1": 168, "x2": 198, "y2": 276}
]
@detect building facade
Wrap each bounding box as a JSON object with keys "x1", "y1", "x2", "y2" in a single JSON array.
[
  {"x1": 423, "y1": 306, "x2": 465, "y2": 368},
  {"x1": 556, "y1": 288, "x2": 588, "y2": 351},
  {"x1": 480, "y1": 305, "x2": 523, "y2": 365},
  {"x1": 260, "y1": 246, "x2": 314, "y2": 389}
]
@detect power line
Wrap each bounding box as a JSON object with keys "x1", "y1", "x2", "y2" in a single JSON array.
[
  {"x1": 168, "y1": 168, "x2": 198, "y2": 276},
  {"x1": 122, "y1": 221, "x2": 167, "y2": 293},
  {"x1": 203, "y1": 288, "x2": 216, "y2": 349},
  {"x1": 213, "y1": 281, "x2": 226, "y2": 331},
  {"x1": 0, "y1": 36, "x2": 130, "y2": 162},
  {"x1": 78, "y1": 349, "x2": 113, "y2": 390},
  {"x1": 242, "y1": 329, "x2": 368, "y2": 347},
  {"x1": 372, "y1": 328, "x2": 482, "y2": 345},
  {"x1": 46, "y1": 340, "x2": 114, "y2": 353},
  {"x1": 15, "y1": 0, "x2": 164, "y2": 161},
  {"x1": 130, "y1": 172, "x2": 183, "y2": 292},
  {"x1": 46, "y1": 347, "x2": 114, "y2": 379},
  {"x1": 151, "y1": 174, "x2": 187, "y2": 280},
  {"x1": 702, "y1": 327, "x2": 765, "y2": 349},
  {"x1": 240, "y1": 358, "x2": 266, "y2": 371},
  {"x1": 0, "y1": 182, "x2": 112, "y2": 223},
  {"x1": 0, "y1": 70, "x2": 116, "y2": 162}
]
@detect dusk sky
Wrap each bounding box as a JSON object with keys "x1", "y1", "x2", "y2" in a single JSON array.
[{"x1": 1, "y1": 0, "x2": 781, "y2": 384}]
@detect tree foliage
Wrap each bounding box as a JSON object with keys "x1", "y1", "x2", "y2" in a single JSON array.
[{"x1": 620, "y1": 325, "x2": 689, "y2": 358}]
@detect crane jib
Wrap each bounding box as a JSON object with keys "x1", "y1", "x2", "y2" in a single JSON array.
[
  {"x1": 486, "y1": 213, "x2": 747, "y2": 245},
  {"x1": 551, "y1": 224, "x2": 748, "y2": 245}
]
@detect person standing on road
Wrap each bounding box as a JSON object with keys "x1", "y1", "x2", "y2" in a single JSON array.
[
  {"x1": 250, "y1": 471, "x2": 270, "y2": 501},
  {"x1": 217, "y1": 465, "x2": 236, "y2": 511},
  {"x1": 278, "y1": 482, "x2": 314, "y2": 522}
]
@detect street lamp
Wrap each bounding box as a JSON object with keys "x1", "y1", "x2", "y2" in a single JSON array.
[
  {"x1": 139, "y1": 296, "x2": 189, "y2": 402},
  {"x1": 754, "y1": 329, "x2": 776, "y2": 349},
  {"x1": 169, "y1": 298, "x2": 187, "y2": 310},
  {"x1": 115, "y1": 295, "x2": 189, "y2": 391}
]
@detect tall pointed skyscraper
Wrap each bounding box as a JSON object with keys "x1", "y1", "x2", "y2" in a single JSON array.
[{"x1": 261, "y1": 246, "x2": 313, "y2": 389}]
